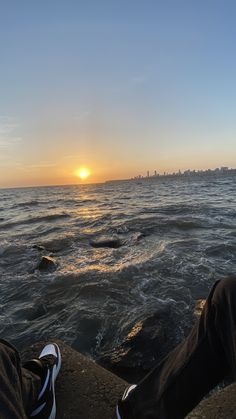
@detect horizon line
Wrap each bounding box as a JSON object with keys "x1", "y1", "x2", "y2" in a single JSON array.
[{"x1": 1, "y1": 165, "x2": 235, "y2": 190}]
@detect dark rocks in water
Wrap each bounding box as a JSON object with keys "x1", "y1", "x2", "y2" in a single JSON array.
[
  {"x1": 33, "y1": 244, "x2": 45, "y2": 251},
  {"x1": 37, "y1": 256, "x2": 57, "y2": 272},
  {"x1": 98, "y1": 306, "x2": 194, "y2": 383},
  {"x1": 90, "y1": 236, "x2": 122, "y2": 249}
]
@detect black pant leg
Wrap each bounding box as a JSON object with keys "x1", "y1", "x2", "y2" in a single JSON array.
[
  {"x1": 0, "y1": 340, "x2": 40, "y2": 419},
  {"x1": 119, "y1": 277, "x2": 236, "y2": 419}
]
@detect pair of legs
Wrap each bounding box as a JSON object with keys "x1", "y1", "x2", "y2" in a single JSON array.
[{"x1": 1, "y1": 276, "x2": 236, "y2": 418}]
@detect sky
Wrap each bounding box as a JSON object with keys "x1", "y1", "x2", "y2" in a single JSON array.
[{"x1": 0, "y1": 0, "x2": 236, "y2": 187}]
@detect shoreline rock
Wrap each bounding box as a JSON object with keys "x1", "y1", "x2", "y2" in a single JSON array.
[
  {"x1": 36, "y1": 255, "x2": 57, "y2": 272},
  {"x1": 98, "y1": 306, "x2": 193, "y2": 382},
  {"x1": 90, "y1": 236, "x2": 122, "y2": 249},
  {"x1": 22, "y1": 340, "x2": 236, "y2": 418}
]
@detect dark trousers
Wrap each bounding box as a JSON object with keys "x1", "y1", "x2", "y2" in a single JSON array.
[
  {"x1": 119, "y1": 276, "x2": 236, "y2": 419},
  {"x1": 0, "y1": 340, "x2": 40, "y2": 418}
]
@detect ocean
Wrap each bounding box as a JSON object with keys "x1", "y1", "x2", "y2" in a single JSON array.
[{"x1": 0, "y1": 174, "x2": 235, "y2": 362}]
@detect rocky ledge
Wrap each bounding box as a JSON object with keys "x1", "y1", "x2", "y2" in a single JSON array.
[
  {"x1": 186, "y1": 383, "x2": 236, "y2": 418},
  {"x1": 22, "y1": 340, "x2": 236, "y2": 419},
  {"x1": 22, "y1": 340, "x2": 127, "y2": 419}
]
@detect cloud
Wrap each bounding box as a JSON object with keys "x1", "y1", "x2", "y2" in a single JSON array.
[
  {"x1": 0, "y1": 137, "x2": 22, "y2": 150},
  {"x1": 25, "y1": 161, "x2": 57, "y2": 169},
  {"x1": 0, "y1": 116, "x2": 22, "y2": 151}
]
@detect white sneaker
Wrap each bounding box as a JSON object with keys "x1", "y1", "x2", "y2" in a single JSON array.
[{"x1": 30, "y1": 343, "x2": 61, "y2": 419}]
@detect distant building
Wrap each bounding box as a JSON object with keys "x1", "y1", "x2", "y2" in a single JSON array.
[{"x1": 147, "y1": 171, "x2": 149, "y2": 177}]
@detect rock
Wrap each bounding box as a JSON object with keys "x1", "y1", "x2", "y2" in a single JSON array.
[
  {"x1": 194, "y1": 299, "x2": 206, "y2": 317},
  {"x1": 186, "y1": 382, "x2": 236, "y2": 418},
  {"x1": 37, "y1": 256, "x2": 57, "y2": 272},
  {"x1": 98, "y1": 306, "x2": 193, "y2": 382},
  {"x1": 90, "y1": 236, "x2": 122, "y2": 249},
  {"x1": 22, "y1": 340, "x2": 127, "y2": 419}
]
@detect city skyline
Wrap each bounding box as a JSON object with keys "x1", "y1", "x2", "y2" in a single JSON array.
[
  {"x1": 132, "y1": 165, "x2": 235, "y2": 179},
  {"x1": 1, "y1": 1, "x2": 236, "y2": 188}
]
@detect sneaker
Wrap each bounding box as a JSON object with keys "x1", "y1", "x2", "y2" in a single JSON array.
[
  {"x1": 116, "y1": 384, "x2": 137, "y2": 419},
  {"x1": 30, "y1": 343, "x2": 61, "y2": 419}
]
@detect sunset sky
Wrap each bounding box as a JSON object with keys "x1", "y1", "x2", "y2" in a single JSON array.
[{"x1": 1, "y1": 1, "x2": 236, "y2": 187}]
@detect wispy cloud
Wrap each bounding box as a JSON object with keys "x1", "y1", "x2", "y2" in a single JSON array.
[
  {"x1": 25, "y1": 161, "x2": 57, "y2": 169},
  {"x1": 0, "y1": 137, "x2": 22, "y2": 150},
  {"x1": 0, "y1": 116, "x2": 22, "y2": 150}
]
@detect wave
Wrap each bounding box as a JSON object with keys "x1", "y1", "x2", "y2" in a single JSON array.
[
  {"x1": 0, "y1": 212, "x2": 71, "y2": 230},
  {"x1": 205, "y1": 243, "x2": 236, "y2": 257},
  {"x1": 14, "y1": 200, "x2": 41, "y2": 208}
]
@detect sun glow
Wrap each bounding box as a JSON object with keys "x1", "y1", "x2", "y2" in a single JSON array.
[{"x1": 75, "y1": 167, "x2": 90, "y2": 180}]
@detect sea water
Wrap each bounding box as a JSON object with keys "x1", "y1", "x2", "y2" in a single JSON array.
[{"x1": 0, "y1": 175, "x2": 235, "y2": 359}]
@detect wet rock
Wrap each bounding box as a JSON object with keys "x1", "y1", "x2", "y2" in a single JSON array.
[
  {"x1": 98, "y1": 306, "x2": 193, "y2": 382},
  {"x1": 194, "y1": 299, "x2": 206, "y2": 317},
  {"x1": 37, "y1": 256, "x2": 57, "y2": 272},
  {"x1": 90, "y1": 236, "x2": 122, "y2": 249}
]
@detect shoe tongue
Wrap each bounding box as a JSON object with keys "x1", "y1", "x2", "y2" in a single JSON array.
[
  {"x1": 23, "y1": 358, "x2": 45, "y2": 381},
  {"x1": 40, "y1": 354, "x2": 57, "y2": 369}
]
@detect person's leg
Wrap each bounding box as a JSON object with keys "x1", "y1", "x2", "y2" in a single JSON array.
[
  {"x1": 0, "y1": 339, "x2": 41, "y2": 419},
  {"x1": 0, "y1": 340, "x2": 61, "y2": 419},
  {"x1": 118, "y1": 276, "x2": 236, "y2": 419}
]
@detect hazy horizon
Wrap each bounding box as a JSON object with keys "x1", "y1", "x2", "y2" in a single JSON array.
[
  {"x1": 0, "y1": 164, "x2": 234, "y2": 191},
  {"x1": 1, "y1": 1, "x2": 236, "y2": 188}
]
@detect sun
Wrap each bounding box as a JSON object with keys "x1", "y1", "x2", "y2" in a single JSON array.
[{"x1": 75, "y1": 167, "x2": 90, "y2": 180}]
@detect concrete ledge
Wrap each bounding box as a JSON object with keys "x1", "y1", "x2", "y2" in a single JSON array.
[
  {"x1": 186, "y1": 383, "x2": 236, "y2": 419},
  {"x1": 22, "y1": 340, "x2": 127, "y2": 419},
  {"x1": 22, "y1": 340, "x2": 236, "y2": 419}
]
